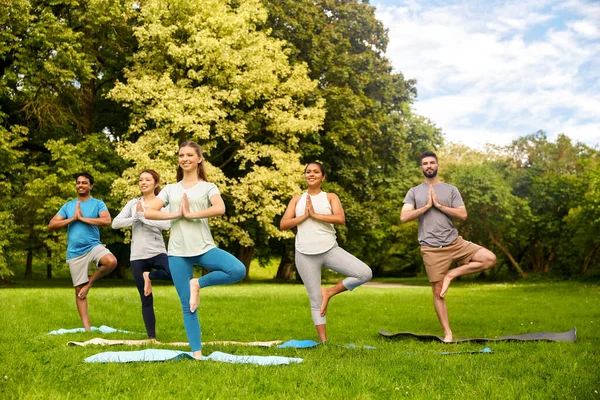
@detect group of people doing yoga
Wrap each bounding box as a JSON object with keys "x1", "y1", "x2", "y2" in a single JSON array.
[{"x1": 49, "y1": 143, "x2": 496, "y2": 356}]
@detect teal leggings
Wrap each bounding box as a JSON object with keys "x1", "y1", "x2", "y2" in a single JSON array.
[{"x1": 169, "y1": 248, "x2": 245, "y2": 351}]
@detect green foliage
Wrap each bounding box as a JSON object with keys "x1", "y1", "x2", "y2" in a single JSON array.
[
  {"x1": 263, "y1": 0, "x2": 443, "y2": 272},
  {"x1": 109, "y1": 0, "x2": 325, "y2": 262},
  {"x1": 0, "y1": 0, "x2": 132, "y2": 278}
]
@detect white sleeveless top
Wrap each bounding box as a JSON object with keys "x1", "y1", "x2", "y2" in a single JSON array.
[{"x1": 295, "y1": 191, "x2": 337, "y2": 255}]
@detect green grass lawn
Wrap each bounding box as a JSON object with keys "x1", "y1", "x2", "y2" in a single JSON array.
[{"x1": 0, "y1": 278, "x2": 598, "y2": 399}]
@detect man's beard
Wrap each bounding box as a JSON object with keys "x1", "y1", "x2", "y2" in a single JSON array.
[{"x1": 423, "y1": 168, "x2": 437, "y2": 178}]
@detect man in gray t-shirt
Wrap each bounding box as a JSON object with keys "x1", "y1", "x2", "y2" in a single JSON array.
[{"x1": 401, "y1": 151, "x2": 496, "y2": 342}]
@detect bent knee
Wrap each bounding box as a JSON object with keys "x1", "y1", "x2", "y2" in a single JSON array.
[
  {"x1": 485, "y1": 252, "x2": 497, "y2": 268},
  {"x1": 230, "y1": 263, "x2": 246, "y2": 282},
  {"x1": 363, "y1": 267, "x2": 373, "y2": 282}
]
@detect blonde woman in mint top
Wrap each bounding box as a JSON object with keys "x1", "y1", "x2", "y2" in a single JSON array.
[
  {"x1": 280, "y1": 162, "x2": 372, "y2": 342},
  {"x1": 145, "y1": 141, "x2": 245, "y2": 359}
]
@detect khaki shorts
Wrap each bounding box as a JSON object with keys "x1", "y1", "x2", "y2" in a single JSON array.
[
  {"x1": 67, "y1": 245, "x2": 113, "y2": 287},
  {"x1": 420, "y1": 236, "x2": 482, "y2": 282}
]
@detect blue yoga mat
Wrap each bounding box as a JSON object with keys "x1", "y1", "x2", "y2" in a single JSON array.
[
  {"x1": 276, "y1": 340, "x2": 375, "y2": 349},
  {"x1": 48, "y1": 325, "x2": 136, "y2": 335},
  {"x1": 84, "y1": 349, "x2": 302, "y2": 365}
]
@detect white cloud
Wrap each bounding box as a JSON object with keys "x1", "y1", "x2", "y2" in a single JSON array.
[{"x1": 375, "y1": 0, "x2": 600, "y2": 148}]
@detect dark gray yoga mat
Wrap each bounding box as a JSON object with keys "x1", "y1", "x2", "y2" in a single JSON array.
[{"x1": 379, "y1": 328, "x2": 576, "y2": 343}]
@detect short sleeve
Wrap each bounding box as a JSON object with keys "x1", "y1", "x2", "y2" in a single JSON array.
[
  {"x1": 207, "y1": 183, "x2": 220, "y2": 199},
  {"x1": 403, "y1": 188, "x2": 416, "y2": 206},
  {"x1": 450, "y1": 187, "x2": 465, "y2": 208},
  {"x1": 58, "y1": 203, "x2": 69, "y2": 218},
  {"x1": 97, "y1": 200, "x2": 109, "y2": 213},
  {"x1": 157, "y1": 185, "x2": 170, "y2": 207}
]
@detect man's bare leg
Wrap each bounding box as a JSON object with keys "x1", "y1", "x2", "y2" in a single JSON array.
[
  {"x1": 75, "y1": 285, "x2": 91, "y2": 332},
  {"x1": 432, "y1": 282, "x2": 453, "y2": 342},
  {"x1": 315, "y1": 324, "x2": 327, "y2": 342},
  {"x1": 440, "y1": 248, "x2": 496, "y2": 298},
  {"x1": 78, "y1": 254, "x2": 117, "y2": 299},
  {"x1": 143, "y1": 271, "x2": 152, "y2": 296},
  {"x1": 320, "y1": 282, "x2": 347, "y2": 317},
  {"x1": 189, "y1": 278, "x2": 200, "y2": 313}
]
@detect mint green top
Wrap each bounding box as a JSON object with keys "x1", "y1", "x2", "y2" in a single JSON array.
[{"x1": 158, "y1": 181, "x2": 220, "y2": 257}]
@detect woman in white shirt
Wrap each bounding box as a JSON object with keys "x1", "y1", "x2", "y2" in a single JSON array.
[
  {"x1": 112, "y1": 170, "x2": 171, "y2": 340},
  {"x1": 145, "y1": 141, "x2": 245, "y2": 359},
  {"x1": 280, "y1": 162, "x2": 372, "y2": 342}
]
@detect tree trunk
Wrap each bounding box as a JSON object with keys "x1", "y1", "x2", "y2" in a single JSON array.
[
  {"x1": 237, "y1": 245, "x2": 254, "y2": 281},
  {"x1": 81, "y1": 81, "x2": 95, "y2": 135},
  {"x1": 276, "y1": 242, "x2": 295, "y2": 281},
  {"x1": 581, "y1": 243, "x2": 600, "y2": 274},
  {"x1": 488, "y1": 231, "x2": 527, "y2": 278},
  {"x1": 543, "y1": 251, "x2": 554, "y2": 273},
  {"x1": 46, "y1": 248, "x2": 52, "y2": 279},
  {"x1": 25, "y1": 249, "x2": 33, "y2": 279}
]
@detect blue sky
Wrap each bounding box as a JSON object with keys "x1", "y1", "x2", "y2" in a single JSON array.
[{"x1": 373, "y1": 0, "x2": 600, "y2": 148}]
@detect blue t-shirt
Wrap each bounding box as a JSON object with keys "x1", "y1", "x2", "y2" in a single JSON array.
[{"x1": 58, "y1": 197, "x2": 108, "y2": 260}]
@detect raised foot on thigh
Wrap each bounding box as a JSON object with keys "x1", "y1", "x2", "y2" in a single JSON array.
[
  {"x1": 189, "y1": 278, "x2": 200, "y2": 313},
  {"x1": 440, "y1": 275, "x2": 454, "y2": 298},
  {"x1": 143, "y1": 271, "x2": 152, "y2": 297}
]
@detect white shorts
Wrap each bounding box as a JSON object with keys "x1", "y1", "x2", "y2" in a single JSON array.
[{"x1": 67, "y1": 245, "x2": 113, "y2": 287}]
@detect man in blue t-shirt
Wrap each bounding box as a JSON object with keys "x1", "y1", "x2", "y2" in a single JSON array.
[{"x1": 48, "y1": 172, "x2": 117, "y2": 331}]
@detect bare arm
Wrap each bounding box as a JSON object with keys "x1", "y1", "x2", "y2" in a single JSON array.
[
  {"x1": 48, "y1": 213, "x2": 74, "y2": 230},
  {"x1": 182, "y1": 193, "x2": 226, "y2": 219},
  {"x1": 431, "y1": 187, "x2": 468, "y2": 221},
  {"x1": 400, "y1": 203, "x2": 431, "y2": 223},
  {"x1": 401, "y1": 187, "x2": 433, "y2": 223},
  {"x1": 309, "y1": 193, "x2": 345, "y2": 225},
  {"x1": 280, "y1": 195, "x2": 309, "y2": 230},
  {"x1": 79, "y1": 209, "x2": 112, "y2": 227},
  {"x1": 145, "y1": 198, "x2": 182, "y2": 220}
]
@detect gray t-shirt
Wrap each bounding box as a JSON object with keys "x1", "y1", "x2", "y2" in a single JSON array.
[{"x1": 403, "y1": 182, "x2": 464, "y2": 247}]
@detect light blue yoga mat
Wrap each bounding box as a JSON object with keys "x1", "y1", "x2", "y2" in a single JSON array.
[
  {"x1": 48, "y1": 325, "x2": 135, "y2": 335},
  {"x1": 276, "y1": 340, "x2": 375, "y2": 349},
  {"x1": 84, "y1": 349, "x2": 303, "y2": 365}
]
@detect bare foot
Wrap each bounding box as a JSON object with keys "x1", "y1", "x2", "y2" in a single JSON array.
[
  {"x1": 78, "y1": 284, "x2": 90, "y2": 300},
  {"x1": 442, "y1": 333, "x2": 454, "y2": 343},
  {"x1": 189, "y1": 278, "x2": 200, "y2": 313},
  {"x1": 440, "y1": 275, "x2": 453, "y2": 298},
  {"x1": 320, "y1": 287, "x2": 332, "y2": 317},
  {"x1": 192, "y1": 350, "x2": 202, "y2": 360},
  {"x1": 143, "y1": 271, "x2": 152, "y2": 296}
]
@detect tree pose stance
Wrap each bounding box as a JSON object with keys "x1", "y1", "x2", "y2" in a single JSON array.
[
  {"x1": 280, "y1": 162, "x2": 372, "y2": 342},
  {"x1": 112, "y1": 170, "x2": 172, "y2": 340},
  {"x1": 145, "y1": 142, "x2": 245, "y2": 359},
  {"x1": 48, "y1": 172, "x2": 117, "y2": 331},
  {"x1": 400, "y1": 151, "x2": 497, "y2": 342}
]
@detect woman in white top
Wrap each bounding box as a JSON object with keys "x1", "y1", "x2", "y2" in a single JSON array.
[
  {"x1": 280, "y1": 162, "x2": 372, "y2": 342},
  {"x1": 112, "y1": 170, "x2": 171, "y2": 339},
  {"x1": 145, "y1": 141, "x2": 245, "y2": 359}
]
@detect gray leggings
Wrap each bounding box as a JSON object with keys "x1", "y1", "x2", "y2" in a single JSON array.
[{"x1": 295, "y1": 244, "x2": 372, "y2": 325}]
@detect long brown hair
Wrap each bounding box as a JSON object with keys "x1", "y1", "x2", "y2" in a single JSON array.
[
  {"x1": 176, "y1": 141, "x2": 208, "y2": 182},
  {"x1": 141, "y1": 169, "x2": 161, "y2": 195}
]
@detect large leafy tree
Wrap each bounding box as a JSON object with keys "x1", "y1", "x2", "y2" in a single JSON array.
[
  {"x1": 109, "y1": 0, "x2": 325, "y2": 276},
  {"x1": 0, "y1": 0, "x2": 134, "y2": 278},
  {"x1": 263, "y1": 0, "x2": 443, "y2": 276},
  {"x1": 506, "y1": 132, "x2": 598, "y2": 275}
]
